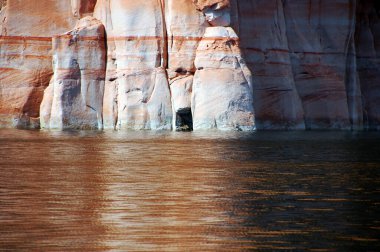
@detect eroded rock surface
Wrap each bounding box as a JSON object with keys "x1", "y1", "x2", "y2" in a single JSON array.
[
  {"x1": 192, "y1": 0, "x2": 230, "y2": 11},
  {"x1": 0, "y1": 0, "x2": 76, "y2": 128},
  {"x1": 192, "y1": 27, "x2": 255, "y2": 131},
  {"x1": 237, "y1": 0, "x2": 305, "y2": 130},
  {"x1": 95, "y1": 0, "x2": 172, "y2": 130},
  {"x1": 356, "y1": 0, "x2": 380, "y2": 130},
  {"x1": 71, "y1": 0, "x2": 97, "y2": 18},
  {"x1": 170, "y1": 75, "x2": 193, "y2": 130},
  {"x1": 1, "y1": 0, "x2": 380, "y2": 131},
  {"x1": 40, "y1": 16, "x2": 106, "y2": 129},
  {"x1": 165, "y1": 0, "x2": 207, "y2": 79}
]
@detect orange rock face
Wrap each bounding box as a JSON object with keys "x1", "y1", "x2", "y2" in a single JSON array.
[
  {"x1": 40, "y1": 16, "x2": 106, "y2": 129},
  {"x1": 71, "y1": 0, "x2": 97, "y2": 18},
  {"x1": 0, "y1": 0, "x2": 76, "y2": 128},
  {"x1": 94, "y1": 0, "x2": 173, "y2": 130},
  {"x1": 192, "y1": 0, "x2": 230, "y2": 11},
  {"x1": 192, "y1": 27, "x2": 255, "y2": 130},
  {"x1": 235, "y1": 0, "x2": 379, "y2": 130},
  {"x1": 1, "y1": 0, "x2": 380, "y2": 130}
]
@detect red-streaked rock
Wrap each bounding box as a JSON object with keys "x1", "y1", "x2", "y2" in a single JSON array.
[
  {"x1": 165, "y1": 0, "x2": 207, "y2": 78},
  {"x1": 94, "y1": 0, "x2": 172, "y2": 130},
  {"x1": 1, "y1": 0, "x2": 380, "y2": 131},
  {"x1": 192, "y1": 27, "x2": 255, "y2": 131},
  {"x1": 237, "y1": 0, "x2": 305, "y2": 130},
  {"x1": 40, "y1": 16, "x2": 106, "y2": 129},
  {"x1": 282, "y1": 0, "x2": 355, "y2": 129},
  {"x1": 110, "y1": 0, "x2": 166, "y2": 70},
  {"x1": 192, "y1": 0, "x2": 230, "y2": 11},
  {"x1": 0, "y1": 0, "x2": 77, "y2": 128},
  {"x1": 71, "y1": 0, "x2": 97, "y2": 19}
]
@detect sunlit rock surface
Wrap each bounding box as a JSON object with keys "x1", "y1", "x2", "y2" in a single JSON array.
[
  {"x1": 40, "y1": 16, "x2": 106, "y2": 129},
  {"x1": 0, "y1": 0, "x2": 76, "y2": 128},
  {"x1": 71, "y1": 0, "x2": 97, "y2": 19},
  {"x1": 94, "y1": 0, "x2": 172, "y2": 130},
  {"x1": 192, "y1": 0, "x2": 230, "y2": 11},
  {"x1": 0, "y1": 0, "x2": 380, "y2": 131},
  {"x1": 192, "y1": 27, "x2": 255, "y2": 131},
  {"x1": 165, "y1": 0, "x2": 207, "y2": 79}
]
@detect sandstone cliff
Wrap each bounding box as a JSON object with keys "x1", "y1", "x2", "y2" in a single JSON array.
[{"x1": 0, "y1": 0, "x2": 379, "y2": 130}]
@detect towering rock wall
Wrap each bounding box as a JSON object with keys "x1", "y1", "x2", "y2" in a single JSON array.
[
  {"x1": 0, "y1": 0, "x2": 379, "y2": 131},
  {"x1": 40, "y1": 16, "x2": 106, "y2": 129},
  {"x1": 93, "y1": 0, "x2": 173, "y2": 130},
  {"x1": 0, "y1": 1, "x2": 77, "y2": 128},
  {"x1": 237, "y1": 0, "x2": 305, "y2": 129},
  {"x1": 356, "y1": 0, "x2": 380, "y2": 130}
]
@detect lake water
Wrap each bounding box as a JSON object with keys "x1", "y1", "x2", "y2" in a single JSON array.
[{"x1": 0, "y1": 129, "x2": 379, "y2": 251}]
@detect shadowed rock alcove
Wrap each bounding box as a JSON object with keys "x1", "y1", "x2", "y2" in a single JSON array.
[{"x1": 175, "y1": 108, "x2": 193, "y2": 131}]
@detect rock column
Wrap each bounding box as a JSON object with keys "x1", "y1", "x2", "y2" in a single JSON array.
[
  {"x1": 191, "y1": 1, "x2": 255, "y2": 130},
  {"x1": 40, "y1": 17, "x2": 106, "y2": 129}
]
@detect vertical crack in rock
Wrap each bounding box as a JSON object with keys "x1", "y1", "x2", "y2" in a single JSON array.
[
  {"x1": 237, "y1": 0, "x2": 305, "y2": 130},
  {"x1": 159, "y1": 0, "x2": 168, "y2": 69},
  {"x1": 94, "y1": 0, "x2": 118, "y2": 129},
  {"x1": 283, "y1": 0, "x2": 352, "y2": 129},
  {"x1": 176, "y1": 108, "x2": 193, "y2": 131},
  {"x1": 166, "y1": 0, "x2": 208, "y2": 131}
]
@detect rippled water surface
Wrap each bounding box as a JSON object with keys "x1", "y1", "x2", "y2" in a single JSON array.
[{"x1": 0, "y1": 129, "x2": 380, "y2": 251}]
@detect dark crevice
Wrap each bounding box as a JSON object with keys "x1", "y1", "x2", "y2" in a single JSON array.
[
  {"x1": 175, "y1": 68, "x2": 187, "y2": 74},
  {"x1": 175, "y1": 108, "x2": 193, "y2": 131}
]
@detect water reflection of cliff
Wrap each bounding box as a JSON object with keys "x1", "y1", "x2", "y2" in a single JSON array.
[
  {"x1": 0, "y1": 130, "x2": 379, "y2": 251},
  {"x1": 98, "y1": 133, "x2": 237, "y2": 251}
]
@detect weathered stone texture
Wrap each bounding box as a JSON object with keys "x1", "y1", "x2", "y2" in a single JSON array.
[
  {"x1": 237, "y1": 0, "x2": 305, "y2": 130},
  {"x1": 165, "y1": 0, "x2": 207, "y2": 78},
  {"x1": 0, "y1": 0, "x2": 380, "y2": 131},
  {"x1": 192, "y1": 0, "x2": 230, "y2": 11},
  {"x1": 192, "y1": 27, "x2": 255, "y2": 131},
  {"x1": 0, "y1": 0, "x2": 76, "y2": 128},
  {"x1": 71, "y1": 0, "x2": 97, "y2": 18},
  {"x1": 40, "y1": 16, "x2": 106, "y2": 129},
  {"x1": 94, "y1": 0, "x2": 172, "y2": 130},
  {"x1": 356, "y1": 0, "x2": 380, "y2": 130}
]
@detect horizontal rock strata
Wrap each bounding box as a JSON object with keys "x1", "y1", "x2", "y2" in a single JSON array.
[
  {"x1": 0, "y1": 0, "x2": 76, "y2": 128},
  {"x1": 0, "y1": 0, "x2": 379, "y2": 131},
  {"x1": 40, "y1": 16, "x2": 106, "y2": 129}
]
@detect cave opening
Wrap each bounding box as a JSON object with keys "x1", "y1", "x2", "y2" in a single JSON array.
[{"x1": 175, "y1": 108, "x2": 193, "y2": 131}]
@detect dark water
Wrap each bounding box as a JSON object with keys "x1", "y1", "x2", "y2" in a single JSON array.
[{"x1": 0, "y1": 129, "x2": 380, "y2": 251}]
